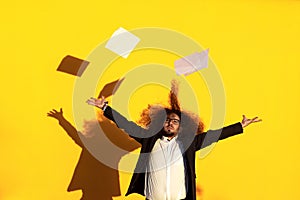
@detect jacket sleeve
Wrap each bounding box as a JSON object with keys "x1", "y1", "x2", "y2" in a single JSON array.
[
  {"x1": 103, "y1": 106, "x2": 146, "y2": 144},
  {"x1": 195, "y1": 122, "x2": 243, "y2": 151},
  {"x1": 58, "y1": 117, "x2": 84, "y2": 148}
]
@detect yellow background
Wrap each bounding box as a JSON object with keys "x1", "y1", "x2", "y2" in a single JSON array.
[{"x1": 1, "y1": 0, "x2": 299, "y2": 199}]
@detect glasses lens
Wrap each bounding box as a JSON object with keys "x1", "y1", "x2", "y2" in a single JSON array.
[{"x1": 165, "y1": 118, "x2": 180, "y2": 125}]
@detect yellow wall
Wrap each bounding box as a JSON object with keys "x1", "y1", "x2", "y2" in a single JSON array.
[{"x1": 0, "y1": 0, "x2": 299, "y2": 199}]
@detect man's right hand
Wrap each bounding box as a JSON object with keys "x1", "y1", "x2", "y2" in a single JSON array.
[{"x1": 86, "y1": 96, "x2": 107, "y2": 109}]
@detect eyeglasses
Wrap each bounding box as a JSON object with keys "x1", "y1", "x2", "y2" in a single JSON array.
[{"x1": 165, "y1": 118, "x2": 180, "y2": 125}]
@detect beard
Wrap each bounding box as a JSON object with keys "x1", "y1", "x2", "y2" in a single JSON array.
[{"x1": 162, "y1": 128, "x2": 176, "y2": 137}]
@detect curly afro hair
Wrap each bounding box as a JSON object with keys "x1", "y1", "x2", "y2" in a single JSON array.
[{"x1": 136, "y1": 80, "x2": 205, "y2": 135}]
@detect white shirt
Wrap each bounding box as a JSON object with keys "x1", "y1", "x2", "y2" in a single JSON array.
[{"x1": 145, "y1": 136, "x2": 186, "y2": 200}]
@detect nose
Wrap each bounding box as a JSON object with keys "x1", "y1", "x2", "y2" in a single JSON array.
[{"x1": 166, "y1": 120, "x2": 173, "y2": 126}]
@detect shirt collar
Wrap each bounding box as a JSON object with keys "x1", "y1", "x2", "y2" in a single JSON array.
[{"x1": 161, "y1": 135, "x2": 178, "y2": 142}]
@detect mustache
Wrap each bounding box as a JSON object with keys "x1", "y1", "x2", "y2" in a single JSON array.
[{"x1": 166, "y1": 126, "x2": 174, "y2": 129}]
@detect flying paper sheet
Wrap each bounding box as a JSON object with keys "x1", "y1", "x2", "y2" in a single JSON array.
[
  {"x1": 174, "y1": 49, "x2": 209, "y2": 76},
  {"x1": 105, "y1": 27, "x2": 140, "y2": 58},
  {"x1": 57, "y1": 55, "x2": 90, "y2": 77},
  {"x1": 98, "y1": 78, "x2": 125, "y2": 98}
]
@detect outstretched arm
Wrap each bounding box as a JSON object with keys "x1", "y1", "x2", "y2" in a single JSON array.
[
  {"x1": 195, "y1": 115, "x2": 262, "y2": 150},
  {"x1": 47, "y1": 108, "x2": 83, "y2": 147},
  {"x1": 86, "y1": 97, "x2": 145, "y2": 144}
]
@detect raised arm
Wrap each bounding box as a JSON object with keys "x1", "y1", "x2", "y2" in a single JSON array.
[
  {"x1": 86, "y1": 97, "x2": 146, "y2": 144},
  {"x1": 47, "y1": 108, "x2": 83, "y2": 147}
]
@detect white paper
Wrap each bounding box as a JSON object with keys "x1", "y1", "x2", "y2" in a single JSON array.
[
  {"x1": 174, "y1": 49, "x2": 209, "y2": 76},
  {"x1": 105, "y1": 27, "x2": 140, "y2": 58}
]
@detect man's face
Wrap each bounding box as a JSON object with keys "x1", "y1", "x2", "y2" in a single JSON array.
[{"x1": 163, "y1": 113, "x2": 180, "y2": 136}]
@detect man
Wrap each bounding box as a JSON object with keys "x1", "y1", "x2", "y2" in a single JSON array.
[{"x1": 86, "y1": 83, "x2": 261, "y2": 200}]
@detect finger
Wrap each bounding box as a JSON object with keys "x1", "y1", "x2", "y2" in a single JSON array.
[
  {"x1": 86, "y1": 100, "x2": 96, "y2": 106},
  {"x1": 86, "y1": 101, "x2": 94, "y2": 105},
  {"x1": 60, "y1": 108, "x2": 63, "y2": 113},
  {"x1": 86, "y1": 98, "x2": 96, "y2": 103},
  {"x1": 252, "y1": 117, "x2": 258, "y2": 120},
  {"x1": 86, "y1": 101, "x2": 92, "y2": 105},
  {"x1": 52, "y1": 109, "x2": 58, "y2": 113},
  {"x1": 250, "y1": 117, "x2": 259, "y2": 123},
  {"x1": 253, "y1": 118, "x2": 262, "y2": 122},
  {"x1": 242, "y1": 115, "x2": 247, "y2": 121}
]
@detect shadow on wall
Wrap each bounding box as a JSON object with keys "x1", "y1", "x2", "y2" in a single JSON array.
[
  {"x1": 48, "y1": 108, "x2": 141, "y2": 200},
  {"x1": 196, "y1": 186, "x2": 204, "y2": 200}
]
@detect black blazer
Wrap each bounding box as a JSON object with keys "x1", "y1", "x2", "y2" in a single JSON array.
[{"x1": 104, "y1": 106, "x2": 243, "y2": 200}]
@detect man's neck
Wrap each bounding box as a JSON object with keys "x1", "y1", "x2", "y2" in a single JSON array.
[{"x1": 162, "y1": 132, "x2": 177, "y2": 140}]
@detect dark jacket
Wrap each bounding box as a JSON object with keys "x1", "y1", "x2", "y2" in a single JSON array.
[{"x1": 104, "y1": 106, "x2": 243, "y2": 200}]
